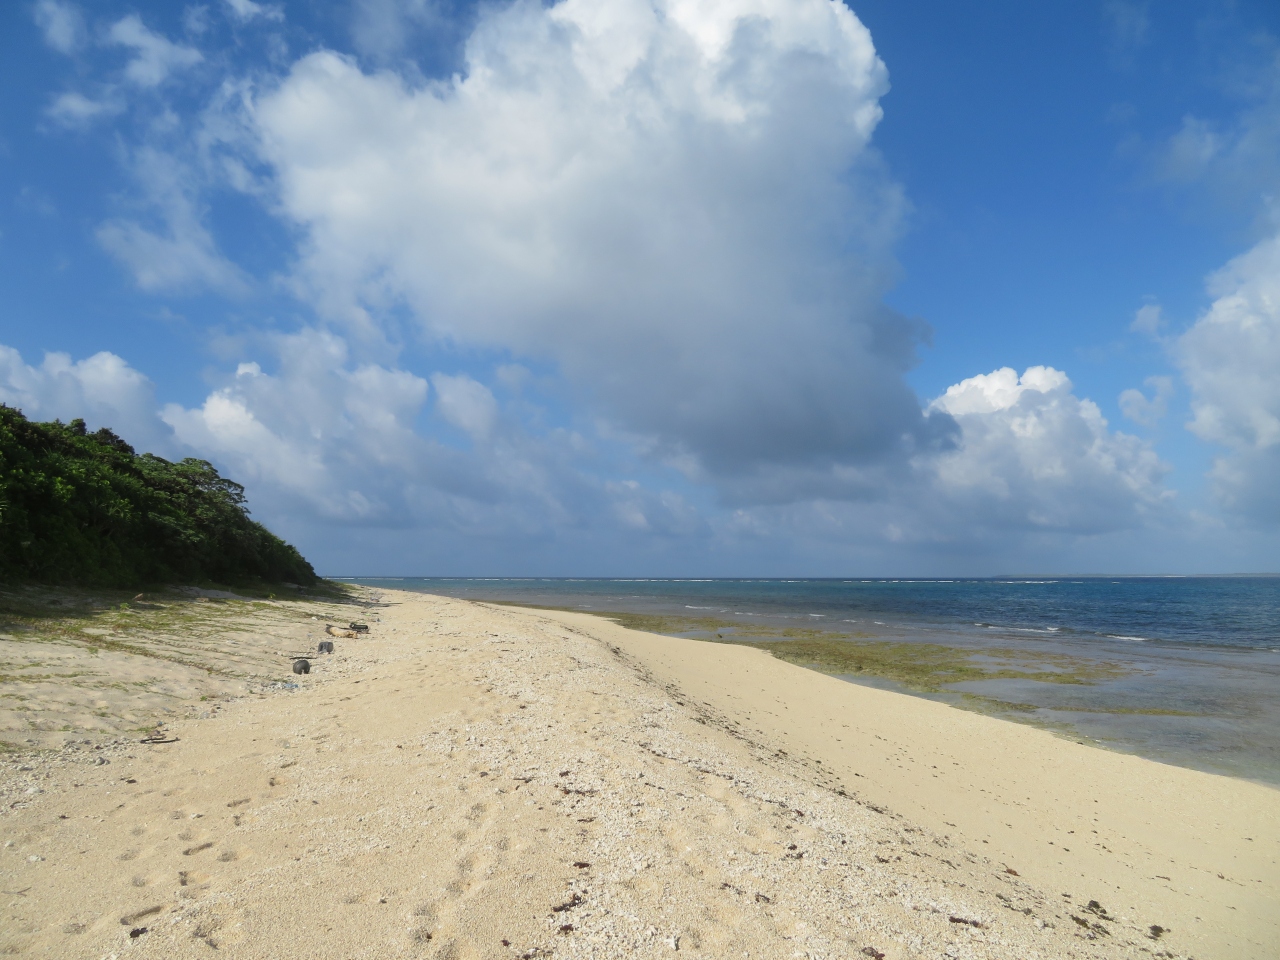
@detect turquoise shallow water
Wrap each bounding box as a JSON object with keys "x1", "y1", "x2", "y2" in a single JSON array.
[{"x1": 340, "y1": 577, "x2": 1280, "y2": 785}]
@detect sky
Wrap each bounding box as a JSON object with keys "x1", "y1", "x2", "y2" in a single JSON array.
[{"x1": 1, "y1": 0, "x2": 1278, "y2": 577}]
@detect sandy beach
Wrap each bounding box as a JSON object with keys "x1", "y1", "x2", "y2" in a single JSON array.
[{"x1": 1, "y1": 587, "x2": 1276, "y2": 959}]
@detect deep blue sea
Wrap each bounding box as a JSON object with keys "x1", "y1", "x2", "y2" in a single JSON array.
[{"x1": 341, "y1": 577, "x2": 1280, "y2": 784}]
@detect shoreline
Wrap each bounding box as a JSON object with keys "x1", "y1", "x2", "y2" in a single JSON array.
[
  {"x1": 2, "y1": 587, "x2": 1276, "y2": 958},
  {"x1": 529, "y1": 604, "x2": 1280, "y2": 952},
  {"x1": 479, "y1": 598, "x2": 1280, "y2": 789}
]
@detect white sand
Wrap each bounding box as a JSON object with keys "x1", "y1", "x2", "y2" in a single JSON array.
[{"x1": 1, "y1": 588, "x2": 1276, "y2": 959}]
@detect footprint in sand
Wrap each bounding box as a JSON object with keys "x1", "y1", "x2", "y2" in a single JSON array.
[
  {"x1": 412, "y1": 902, "x2": 438, "y2": 922},
  {"x1": 408, "y1": 925, "x2": 435, "y2": 946}
]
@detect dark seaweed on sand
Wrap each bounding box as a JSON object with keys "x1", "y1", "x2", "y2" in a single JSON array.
[{"x1": 0, "y1": 405, "x2": 315, "y2": 588}]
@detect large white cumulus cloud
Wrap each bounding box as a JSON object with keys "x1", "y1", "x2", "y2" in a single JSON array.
[
  {"x1": 924, "y1": 367, "x2": 1170, "y2": 534},
  {"x1": 1177, "y1": 231, "x2": 1280, "y2": 522},
  {"x1": 252, "y1": 0, "x2": 938, "y2": 478}
]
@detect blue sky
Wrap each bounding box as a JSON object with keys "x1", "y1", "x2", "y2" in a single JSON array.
[{"x1": 1, "y1": 0, "x2": 1278, "y2": 576}]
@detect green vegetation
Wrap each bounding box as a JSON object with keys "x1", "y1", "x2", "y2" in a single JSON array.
[{"x1": 0, "y1": 405, "x2": 315, "y2": 588}]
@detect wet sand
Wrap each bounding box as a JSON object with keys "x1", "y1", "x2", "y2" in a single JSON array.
[{"x1": 1, "y1": 588, "x2": 1276, "y2": 958}]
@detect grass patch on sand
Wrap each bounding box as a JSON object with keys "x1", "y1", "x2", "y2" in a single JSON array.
[{"x1": 0, "y1": 580, "x2": 367, "y2": 675}]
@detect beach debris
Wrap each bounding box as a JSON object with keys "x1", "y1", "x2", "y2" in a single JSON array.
[
  {"x1": 349, "y1": 622, "x2": 369, "y2": 633},
  {"x1": 1148, "y1": 925, "x2": 1168, "y2": 940},
  {"x1": 1084, "y1": 900, "x2": 1112, "y2": 920},
  {"x1": 1003, "y1": 867, "x2": 1019, "y2": 876},
  {"x1": 948, "y1": 915, "x2": 983, "y2": 928},
  {"x1": 318, "y1": 640, "x2": 335, "y2": 654},
  {"x1": 1070, "y1": 914, "x2": 1111, "y2": 935},
  {"x1": 572, "y1": 861, "x2": 590, "y2": 869},
  {"x1": 326, "y1": 625, "x2": 357, "y2": 638},
  {"x1": 129, "y1": 927, "x2": 148, "y2": 938},
  {"x1": 293, "y1": 659, "x2": 311, "y2": 675},
  {"x1": 183, "y1": 842, "x2": 214, "y2": 856},
  {"x1": 120, "y1": 905, "x2": 163, "y2": 925},
  {"x1": 861, "y1": 948, "x2": 885, "y2": 960},
  {"x1": 551, "y1": 893, "x2": 583, "y2": 913},
  {"x1": 557, "y1": 924, "x2": 574, "y2": 934}
]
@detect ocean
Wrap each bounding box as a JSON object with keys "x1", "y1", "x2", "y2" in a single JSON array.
[{"x1": 339, "y1": 576, "x2": 1280, "y2": 785}]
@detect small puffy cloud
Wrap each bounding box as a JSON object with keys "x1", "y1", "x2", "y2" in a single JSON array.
[
  {"x1": 924, "y1": 367, "x2": 1170, "y2": 534},
  {"x1": 1103, "y1": 0, "x2": 1149, "y2": 63},
  {"x1": 605, "y1": 480, "x2": 705, "y2": 536},
  {"x1": 45, "y1": 91, "x2": 123, "y2": 127},
  {"x1": 107, "y1": 15, "x2": 203, "y2": 88},
  {"x1": 0, "y1": 344, "x2": 170, "y2": 453},
  {"x1": 1177, "y1": 231, "x2": 1280, "y2": 521},
  {"x1": 34, "y1": 0, "x2": 85, "y2": 54},
  {"x1": 162, "y1": 331, "x2": 431, "y2": 520},
  {"x1": 349, "y1": 0, "x2": 462, "y2": 64},
  {"x1": 96, "y1": 147, "x2": 248, "y2": 294},
  {"x1": 1119, "y1": 376, "x2": 1173, "y2": 427},
  {"x1": 1130, "y1": 302, "x2": 1164, "y2": 338},
  {"x1": 97, "y1": 217, "x2": 245, "y2": 293},
  {"x1": 253, "y1": 0, "x2": 936, "y2": 487},
  {"x1": 1153, "y1": 54, "x2": 1280, "y2": 214},
  {"x1": 155, "y1": 330, "x2": 665, "y2": 550},
  {"x1": 432, "y1": 373, "x2": 497, "y2": 441},
  {"x1": 224, "y1": 0, "x2": 284, "y2": 23},
  {"x1": 1160, "y1": 116, "x2": 1223, "y2": 182}
]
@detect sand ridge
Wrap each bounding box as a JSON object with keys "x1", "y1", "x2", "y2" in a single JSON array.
[{"x1": 1, "y1": 588, "x2": 1275, "y2": 958}]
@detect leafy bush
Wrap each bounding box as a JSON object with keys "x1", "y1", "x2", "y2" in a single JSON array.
[{"x1": 0, "y1": 405, "x2": 316, "y2": 587}]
